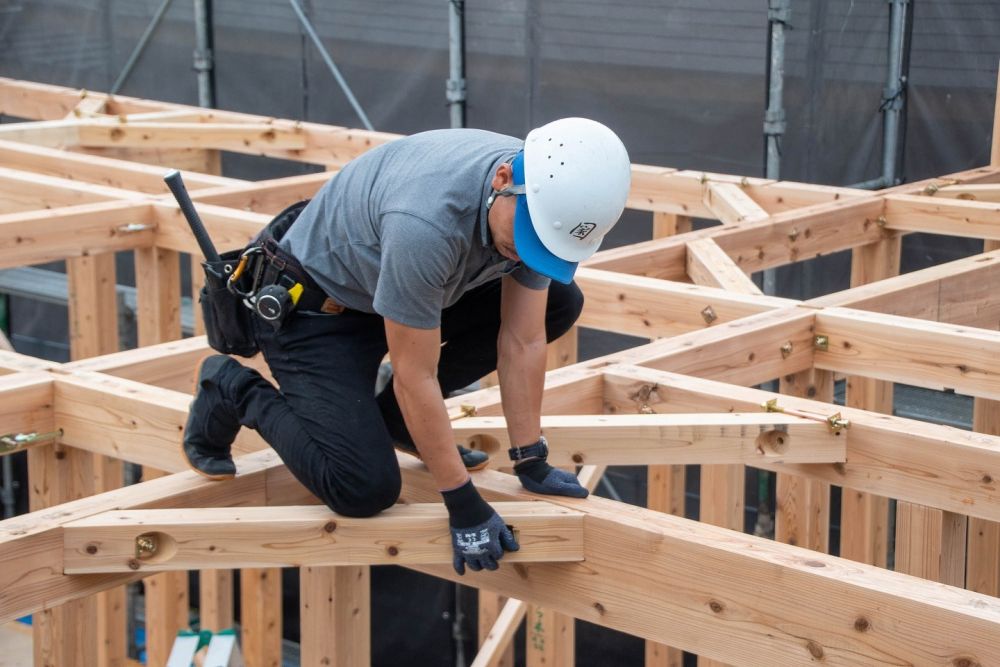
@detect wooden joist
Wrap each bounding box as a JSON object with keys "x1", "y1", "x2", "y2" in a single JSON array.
[
  {"x1": 62, "y1": 503, "x2": 584, "y2": 573},
  {"x1": 76, "y1": 120, "x2": 308, "y2": 153},
  {"x1": 0, "y1": 200, "x2": 155, "y2": 269},
  {"x1": 814, "y1": 307, "x2": 1000, "y2": 399},
  {"x1": 400, "y1": 459, "x2": 1000, "y2": 667},
  {"x1": 452, "y1": 413, "x2": 846, "y2": 466}
]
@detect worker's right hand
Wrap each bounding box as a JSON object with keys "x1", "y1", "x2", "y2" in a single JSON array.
[
  {"x1": 450, "y1": 510, "x2": 520, "y2": 575},
  {"x1": 442, "y1": 476, "x2": 520, "y2": 575}
]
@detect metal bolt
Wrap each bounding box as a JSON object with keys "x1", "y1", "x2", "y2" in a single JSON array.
[
  {"x1": 116, "y1": 223, "x2": 151, "y2": 234},
  {"x1": 787, "y1": 228, "x2": 799, "y2": 242},
  {"x1": 761, "y1": 398, "x2": 784, "y2": 414},
  {"x1": 135, "y1": 534, "x2": 158, "y2": 559},
  {"x1": 813, "y1": 335, "x2": 829, "y2": 351},
  {"x1": 875, "y1": 215, "x2": 888, "y2": 228},
  {"x1": 779, "y1": 341, "x2": 793, "y2": 359},
  {"x1": 701, "y1": 305, "x2": 718, "y2": 325}
]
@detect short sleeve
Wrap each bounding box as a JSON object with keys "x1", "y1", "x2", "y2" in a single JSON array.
[
  {"x1": 373, "y1": 212, "x2": 460, "y2": 328},
  {"x1": 511, "y1": 264, "x2": 551, "y2": 290}
]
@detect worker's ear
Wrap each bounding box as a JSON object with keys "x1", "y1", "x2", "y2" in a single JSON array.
[{"x1": 491, "y1": 162, "x2": 514, "y2": 191}]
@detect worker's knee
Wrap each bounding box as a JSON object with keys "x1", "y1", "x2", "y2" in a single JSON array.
[
  {"x1": 326, "y1": 466, "x2": 402, "y2": 518},
  {"x1": 545, "y1": 281, "x2": 584, "y2": 342}
]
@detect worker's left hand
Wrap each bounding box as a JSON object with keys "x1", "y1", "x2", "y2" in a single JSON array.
[{"x1": 514, "y1": 458, "x2": 589, "y2": 498}]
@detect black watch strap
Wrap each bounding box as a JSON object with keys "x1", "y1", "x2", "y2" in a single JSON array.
[{"x1": 508, "y1": 436, "x2": 549, "y2": 462}]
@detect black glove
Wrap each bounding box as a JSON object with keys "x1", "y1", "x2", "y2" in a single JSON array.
[
  {"x1": 510, "y1": 436, "x2": 589, "y2": 499},
  {"x1": 442, "y1": 478, "x2": 520, "y2": 575}
]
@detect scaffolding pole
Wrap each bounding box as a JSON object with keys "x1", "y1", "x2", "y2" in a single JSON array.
[
  {"x1": 193, "y1": 0, "x2": 216, "y2": 108},
  {"x1": 852, "y1": 0, "x2": 912, "y2": 190},
  {"x1": 447, "y1": 0, "x2": 467, "y2": 128},
  {"x1": 288, "y1": 0, "x2": 374, "y2": 131},
  {"x1": 110, "y1": 0, "x2": 176, "y2": 94}
]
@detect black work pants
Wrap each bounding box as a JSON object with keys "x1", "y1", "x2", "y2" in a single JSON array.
[{"x1": 230, "y1": 279, "x2": 583, "y2": 517}]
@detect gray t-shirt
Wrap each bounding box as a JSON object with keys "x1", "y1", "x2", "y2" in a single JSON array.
[{"x1": 280, "y1": 129, "x2": 550, "y2": 329}]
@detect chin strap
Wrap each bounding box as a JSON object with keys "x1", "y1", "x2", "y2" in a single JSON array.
[{"x1": 486, "y1": 183, "x2": 527, "y2": 211}]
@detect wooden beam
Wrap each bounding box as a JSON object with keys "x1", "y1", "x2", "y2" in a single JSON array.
[
  {"x1": 586, "y1": 197, "x2": 885, "y2": 279},
  {"x1": 189, "y1": 171, "x2": 333, "y2": 214},
  {"x1": 0, "y1": 140, "x2": 238, "y2": 192},
  {"x1": 0, "y1": 165, "x2": 138, "y2": 212},
  {"x1": 239, "y1": 567, "x2": 281, "y2": 667},
  {"x1": 811, "y1": 248, "x2": 1000, "y2": 329},
  {"x1": 921, "y1": 183, "x2": 1000, "y2": 202},
  {"x1": 600, "y1": 364, "x2": 1000, "y2": 523},
  {"x1": 814, "y1": 307, "x2": 1000, "y2": 399},
  {"x1": 0, "y1": 119, "x2": 80, "y2": 147},
  {"x1": 52, "y1": 371, "x2": 265, "y2": 470},
  {"x1": 0, "y1": 372, "x2": 54, "y2": 439},
  {"x1": 62, "y1": 336, "x2": 212, "y2": 393},
  {"x1": 883, "y1": 194, "x2": 1000, "y2": 239},
  {"x1": 28, "y1": 442, "x2": 98, "y2": 667},
  {"x1": 63, "y1": 503, "x2": 585, "y2": 573},
  {"x1": 152, "y1": 201, "x2": 270, "y2": 256},
  {"x1": 400, "y1": 459, "x2": 1000, "y2": 667},
  {"x1": 451, "y1": 413, "x2": 845, "y2": 466},
  {"x1": 300, "y1": 565, "x2": 369, "y2": 667},
  {"x1": 685, "y1": 238, "x2": 763, "y2": 295},
  {"x1": 611, "y1": 307, "x2": 816, "y2": 388},
  {"x1": 0, "y1": 201, "x2": 155, "y2": 269},
  {"x1": 0, "y1": 448, "x2": 291, "y2": 624},
  {"x1": 575, "y1": 267, "x2": 788, "y2": 338},
  {"x1": 702, "y1": 182, "x2": 770, "y2": 224},
  {"x1": 775, "y1": 370, "x2": 833, "y2": 552},
  {"x1": 76, "y1": 121, "x2": 307, "y2": 152}
]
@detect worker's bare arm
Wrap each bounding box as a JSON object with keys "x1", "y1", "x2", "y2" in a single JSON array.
[
  {"x1": 497, "y1": 275, "x2": 548, "y2": 447},
  {"x1": 384, "y1": 318, "x2": 468, "y2": 490}
]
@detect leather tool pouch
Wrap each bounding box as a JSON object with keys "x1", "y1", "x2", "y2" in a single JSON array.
[{"x1": 199, "y1": 249, "x2": 259, "y2": 357}]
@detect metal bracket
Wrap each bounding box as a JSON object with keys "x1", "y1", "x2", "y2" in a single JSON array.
[
  {"x1": 451, "y1": 404, "x2": 477, "y2": 421},
  {"x1": 779, "y1": 341, "x2": 793, "y2": 359},
  {"x1": 827, "y1": 412, "x2": 851, "y2": 433},
  {"x1": 445, "y1": 77, "x2": 467, "y2": 103},
  {"x1": 813, "y1": 334, "x2": 829, "y2": 351},
  {"x1": 701, "y1": 305, "x2": 718, "y2": 325},
  {"x1": 762, "y1": 400, "x2": 851, "y2": 434},
  {"x1": 768, "y1": 0, "x2": 791, "y2": 25},
  {"x1": 763, "y1": 108, "x2": 787, "y2": 136},
  {"x1": 1, "y1": 429, "x2": 63, "y2": 453},
  {"x1": 192, "y1": 48, "x2": 214, "y2": 73}
]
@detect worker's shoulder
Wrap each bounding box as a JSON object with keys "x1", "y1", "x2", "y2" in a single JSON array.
[{"x1": 388, "y1": 127, "x2": 521, "y2": 155}]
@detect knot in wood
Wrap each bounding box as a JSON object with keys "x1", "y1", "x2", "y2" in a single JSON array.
[
  {"x1": 853, "y1": 616, "x2": 870, "y2": 632},
  {"x1": 85, "y1": 544, "x2": 98, "y2": 555},
  {"x1": 386, "y1": 546, "x2": 399, "y2": 557},
  {"x1": 952, "y1": 658, "x2": 981, "y2": 667},
  {"x1": 127, "y1": 558, "x2": 141, "y2": 571},
  {"x1": 323, "y1": 521, "x2": 337, "y2": 533},
  {"x1": 982, "y1": 474, "x2": 994, "y2": 485},
  {"x1": 806, "y1": 640, "x2": 824, "y2": 659},
  {"x1": 708, "y1": 600, "x2": 724, "y2": 614},
  {"x1": 572, "y1": 453, "x2": 584, "y2": 464},
  {"x1": 592, "y1": 602, "x2": 606, "y2": 616}
]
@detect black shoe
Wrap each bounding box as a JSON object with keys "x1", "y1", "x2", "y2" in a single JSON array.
[
  {"x1": 182, "y1": 355, "x2": 242, "y2": 480},
  {"x1": 394, "y1": 441, "x2": 490, "y2": 472}
]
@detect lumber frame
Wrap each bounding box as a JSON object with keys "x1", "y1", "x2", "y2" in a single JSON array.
[
  {"x1": 62, "y1": 503, "x2": 584, "y2": 573},
  {"x1": 4, "y1": 77, "x2": 1000, "y2": 666}
]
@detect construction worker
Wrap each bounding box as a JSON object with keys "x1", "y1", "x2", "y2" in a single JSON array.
[{"x1": 183, "y1": 117, "x2": 631, "y2": 574}]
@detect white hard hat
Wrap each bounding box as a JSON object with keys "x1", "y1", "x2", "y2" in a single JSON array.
[{"x1": 511, "y1": 117, "x2": 631, "y2": 283}]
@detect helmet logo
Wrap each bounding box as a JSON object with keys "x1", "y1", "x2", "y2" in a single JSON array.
[{"x1": 570, "y1": 222, "x2": 597, "y2": 240}]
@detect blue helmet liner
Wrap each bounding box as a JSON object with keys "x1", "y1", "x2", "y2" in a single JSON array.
[{"x1": 511, "y1": 151, "x2": 578, "y2": 284}]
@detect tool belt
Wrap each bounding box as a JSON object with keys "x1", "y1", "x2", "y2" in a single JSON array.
[{"x1": 199, "y1": 199, "x2": 344, "y2": 357}]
